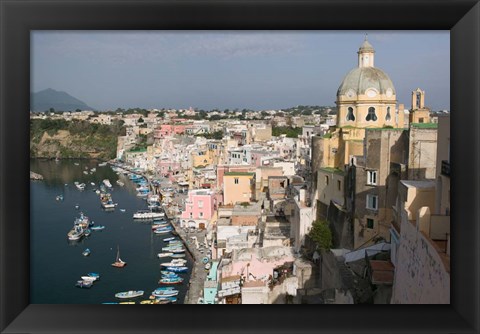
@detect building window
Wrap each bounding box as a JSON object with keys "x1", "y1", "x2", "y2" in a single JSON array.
[
  {"x1": 366, "y1": 107, "x2": 377, "y2": 121},
  {"x1": 337, "y1": 180, "x2": 341, "y2": 191},
  {"x1": 367, "y1": 170, "x2": 377, "y2": 185},
  {"x1": 419, "y1": 117, "x2": 424, "y2": 123},
  {"x1": 367, "y1": 218, "x2": 374, "y2": 229},
  {"x1": 385, "y1": 107, "x2": 391, "y2": 121},
  {"x1": 234, "y1": 178, "x2": 239, "y2": 184},
  {"x1": 198, "y1": 200, "x2": 204, "y2": 208},
  {"x1": 189, "y1": 212, "x2": 193, "y2": 218},
  {"x1": 199, "y1": 212, "x2": 204, "y2": 218},
  {"x1": 325, "y1": 176, "x2": 329, "y2": 185},
  {"x1": 346, "y1": 107, "x2": 355, "y2": 121},
  {"x1": 366, "y1": 194, "x2": 378, "y2": 210}
]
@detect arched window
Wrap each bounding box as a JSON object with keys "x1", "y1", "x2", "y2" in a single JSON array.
[
  {"x1": 366, "y1": 107, "x2": 377, "y2": 121},
  {"x1": 346, "y1": 107, "x2": 355, "y2": 121},
  {"x1": 385, "y1": 107, "x2": 391, "y2": 121}
]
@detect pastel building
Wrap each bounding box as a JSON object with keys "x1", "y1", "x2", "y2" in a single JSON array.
[
  {"x1": 180, "y1": 189, "x2": 216, "y2": 229},
  {"x1": 222, "y1": 172, "x2": 255, "y2": 205}
]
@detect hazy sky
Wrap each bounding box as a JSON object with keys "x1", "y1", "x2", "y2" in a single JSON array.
[{"x1": 31, "y1": 31, "x2": 450, "y2": 111}]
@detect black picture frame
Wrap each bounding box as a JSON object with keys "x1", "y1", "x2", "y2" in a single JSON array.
[{"x1": 1, "y1": 0, "x2": 479, "y2": 333}]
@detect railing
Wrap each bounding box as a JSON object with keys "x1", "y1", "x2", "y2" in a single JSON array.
[{"x1": 441, "y1": 160, "x2": 450, "y2": 177}]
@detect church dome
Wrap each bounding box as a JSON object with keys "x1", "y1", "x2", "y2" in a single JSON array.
[{"x1": 337, "y1": 66, "x2": 396, "y2": 97}]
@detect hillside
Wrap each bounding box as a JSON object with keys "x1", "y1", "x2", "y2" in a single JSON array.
[
  {"x1": 30, "y1": 119, "x2": 125, "y2": 159},
  {"x1": 31, "y1": 88, "x2": 94, "y2": 112}
]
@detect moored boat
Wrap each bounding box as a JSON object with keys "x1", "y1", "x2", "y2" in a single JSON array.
[
  {"x1": 157, "y1": 252, "x2": 173, "y2": 258},
  {"x1": 75, "y1": 280, "x2": 93, "y2": 288},
  {"x1": 163, "y1": 237, "x2": 176, "y2": 242},
  {"x1": 158, "y1": 277, "x2": 184, "y2": 285},
  {"x1": 133, "y1": 210, "x2": 165, "y2": 220},
  {"x1": 82, "y1": 248, "x2": 91, "y2": 256},
  {"x1": 90, "y1": 225, "x2": 105, "y2": 231},
  {"x1": 164, "y1": 266, "x2": 188, "y2": 273},
  {"x1": 111, "y1": 246, "x2": 127, "y2": 268},
  {"x1": 115, "y1": 290, "x2": 144, "y2": 299}
]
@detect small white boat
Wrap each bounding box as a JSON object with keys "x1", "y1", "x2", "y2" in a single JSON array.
[
  {"x1": 91, "y1": 182, "x2": 95, "y2": 186},
  {"x1": 81, "y1": 275, "x2": 97, "y2": 282},
  {"x1": 116, "y1": 180, "x2": 125, "y2": 187},
  {"x1": 115, "y1": 290, "x2": 144, "y2": 299},
  {"x1": 103, "y1": 179, "x2": 113, "y2": 188},
  {"x1": 120, "y1": 209, "x2": 126, "y2": 212},
  {"x1": 157, "y1": 252, "x2": 173, "y2": 258},
  {"x1": 133, "y1": 210, "x2": 165, "y2": 220},
  {"x1": 163, "y1": 237, "x2": 176, "y2": 242}
]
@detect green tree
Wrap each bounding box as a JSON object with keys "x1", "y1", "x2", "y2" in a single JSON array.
[
  {"x1": 308, "y1": 219, "x2": 332, "y2": 250},
  {"x1": 138, "y1": 117, "x2": 144, "y2": 123}
]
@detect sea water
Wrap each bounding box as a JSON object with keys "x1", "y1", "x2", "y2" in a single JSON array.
[{"x1": 30, "y1": 159, "x2": 191, "y2": 304}]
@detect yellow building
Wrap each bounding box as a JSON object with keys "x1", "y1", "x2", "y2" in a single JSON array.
[
  {"x1": 223, "y1": 172, "x2": 255, "y2": 205},
  {"x1": 192, "y1": 146, "x2": 215, "y2": 168}
]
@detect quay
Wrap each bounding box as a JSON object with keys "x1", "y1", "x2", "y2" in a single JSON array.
[{"x1": 30, "y1": 171, "x2": 44, "y2": 180}]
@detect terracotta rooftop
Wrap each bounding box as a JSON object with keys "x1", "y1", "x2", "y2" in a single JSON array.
[{"x1": 242, "y1": 280, "x2": 266, "y2": 288}]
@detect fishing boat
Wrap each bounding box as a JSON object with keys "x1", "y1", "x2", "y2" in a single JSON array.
[
  {"x1": 67, "y1": 225, "x2": 85, "y2": 241},
  {"x1": 161, "y1": 272, "x2": 180, "y2": 278},
  {"x1": 151, "y1": 288, "x2": 179, "y2": 298},
  {"x1": 87, "y1": 272, "x2": 100, "y2": 279},
  {"x1": 111, "y1": 246, "x2": 127, "y2": 268},
  {"x1": 157, "y1": 252, "x2": 173, "y2": 258},
  {"x1": 115, "y1": 290, "x2": 144, "y2": 299},
  {"x1": 153, "y1": 229, "x2": 172, "y2": 235},
  {"x1": 154, "y1": 226, "x2": 173, "y2": 233},
  {"x1": 91, "y1": 225, "x2": 105, "y2": 231},
  {"x1": 163, "y1": 237, "x2": 176, "y2": 242},
  {"x1": 164, "y1": 266, "x2": 188, "y2": 273},
  {"x1": 75, "y1": 280, "x2": 93, "y2": 288},
  {"x1": 98, "y1": 162, "x2": 107, "y2": 167},
  {"x1": 159, "y1": 277, "x2": 183, "y2": 285},
  {"x1": 56, "y1": 195, "x2": 64, "y2": 201},
  {"x1": 162, "y1": 247, "x2": 185, "y2": 253},
  {"x1": 82, "y1": 248, "x2": 91, "y2": 256}
]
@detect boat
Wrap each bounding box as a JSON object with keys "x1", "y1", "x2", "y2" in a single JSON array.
[
  {"x1": 157, "y1": 252, "x2": 173, "y2": 258},
  {"x1": 74, "y1": 162, "x2": 80, "y2": 166},
  {"x1": 120, "y1": 209, "x2": 126, "y2": 212},
  {"x1": 170, "y1": 253, "x2": 186, "y2": 258},
  {"x1": 90, "y1": 225, "x2": 105, "y2": 231},
  {"x1": 164, "y1": 266, "x2": 188, "y2": 273},
  {"x1": 90, "y1": 182, "x2": 95, "y2": 186},
  {"x1": 159, "y1": 277, "x2": 184, "y2": 285},
  {"x1": 103, "y1": 179, "x2": 113, "y2": 188},
  {"x1": 133, "y1": 210, "x2": 165, "y2": 220},
  {"x1": 115, "y1": 290, "x2": 144, "y2": 299},
  {"x1": 82, "y1": 248, "x2": 91, "y2": 256},
  {"x1": 151, "y1": 289, "x2": 179, "y2": 298},
  {"x1": 102, "y1": 302, "x2": 118, "y2": 304},
  {"x1": 163, "y1": 237, "x2": 176, "y2": 242},
  {"x1": 204, "y1": 263, "x2": 211, "y2": 270},
  {"x1": 161, "y1": 272, "x2": 180, "y2": 278},
  {"x1": 81, "y1": 275, "x2": 98, "y2": 282},
  {"x1": 83, "y1": 171, "x2": 89, "y2": 175},
  {"x1": 67, "y1": 225, "x2": 85, "y2": 241},
  {"x1": 161, "y1": 247, "x2": 185, "y2": 253},
  {"x1": 151, "y1": 223, "x2": 170, "y2": 230},
  {"x1": 153, "y1": 229, "x2": 172, "y2": 235},
  {"x1": 119, "y1": 302, "x2": 136, "y2": 304},
  {"x1": 84, "y1": 229, "x2": 91, "y2": 237},
  {"x1": 98, "y1": 162, "x2": 107, "y2": 167},
  {"x1": 91, "y1": 168, "x2": 96, "y2": 172},
  {"x1": 74, "y1": 182, "x2": 86, "y2": 190},
  {"x1": 87, "y1": 272, "x2": 100, "y2": 279},
  {"x1": 56, "y1": 195, "x2": 64, "y2": 201},
  {"x1": 111, "y1": 246, "x2": 127, "y2": 268},
  {"x1": 75, "y1": 280, "x2": 93, "y2": 288},
  {"x1": 116, "y1": 180, "x2": 125, "y2": 187}
]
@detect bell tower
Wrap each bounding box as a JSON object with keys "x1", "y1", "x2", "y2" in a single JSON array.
[{"x1": 358, "y1": 34, "x2": 375, "y2": 68}]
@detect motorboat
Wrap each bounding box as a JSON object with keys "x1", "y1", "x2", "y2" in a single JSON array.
[
  {"x1": 163, "y1": 237, "x2": 176, "y2": 242},
  {"x1": 103, "y1": 179, "x2": 113, "y2": 188},
  {"x1": 151, "y1": 289, "x2": 179, "y2": 298},
  {"x1": 74, "y1": 182, "x2": 86, "y2": 191},
  {"x1": 157, "y1": 252, "x2": 173, "y2": 258},
  {"x1": 82, "y1": 248, "x2": 91, "y2": 256},
  {"x1": 115, "y1": 290, "x2": 144, "y2": 299},
  {"x1": 116, "y1": 180, "x2": 125, "y2": 187},
  {"x1": 154, "y1": 229, "x2": 172, "y2": 235},
  {"x1": 56, "y1": 195, "x2": 64, "y2": 201},
  {"x1": 133, "y1": 210, "x2": 165, "y2": 220},
  {"x1": 151, "y1": 223, "x2": 170, "y2": 230},
  {"x1": 170, "y1": 253, "x2": 186, "y2": 258},
  {"x1": 91, "y1": 225, "x2": 105, "y2": 231},
  {"x1": 81, "y1": 275, "x2": 98, "y2": 282},
  {"x1": 75, "y1": 280, "x2": 93, "y2": 288}
]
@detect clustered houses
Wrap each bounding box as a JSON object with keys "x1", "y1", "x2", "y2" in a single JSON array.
[{"x1": 31, "y1": 38, "x2": 449, "y2": 304}]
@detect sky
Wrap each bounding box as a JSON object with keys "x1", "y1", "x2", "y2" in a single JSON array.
[{"x1": 31, "y1": 31, "x2": 450, "y2": 111}]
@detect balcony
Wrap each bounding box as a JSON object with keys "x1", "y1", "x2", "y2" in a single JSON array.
[{"x1": 441, "y1": 160, "x2": 450, "y2": 177}]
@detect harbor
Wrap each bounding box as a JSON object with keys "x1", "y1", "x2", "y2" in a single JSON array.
[{"x1": 30, "y1": 158, "x2": 194, "y2": 304}]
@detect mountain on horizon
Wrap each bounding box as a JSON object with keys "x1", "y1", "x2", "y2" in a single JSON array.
[{"x1": 31, "y1": 88, "x2": 94, "y2": 112}]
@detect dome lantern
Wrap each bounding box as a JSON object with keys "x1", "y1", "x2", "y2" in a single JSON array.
[{"x1": 358, "y1": 34, "x2": 375, "y2": 68}]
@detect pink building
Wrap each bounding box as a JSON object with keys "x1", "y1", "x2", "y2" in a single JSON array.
[
  {"x1": 154, "y1": 124, "x2": 186, "y2": 138},
  {"x1": 180, "y1": 189, "x2": 216, "y2": 229},
  {"x1": 157, "y1": 160, "x2": 181, "y2": 177}
]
